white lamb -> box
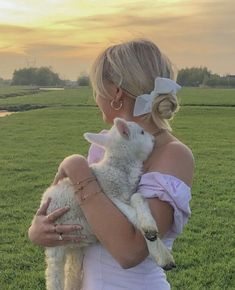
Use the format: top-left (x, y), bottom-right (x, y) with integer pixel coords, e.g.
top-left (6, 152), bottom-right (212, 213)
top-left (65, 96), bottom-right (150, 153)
top-left (41, 117), bottom-right (175, 290)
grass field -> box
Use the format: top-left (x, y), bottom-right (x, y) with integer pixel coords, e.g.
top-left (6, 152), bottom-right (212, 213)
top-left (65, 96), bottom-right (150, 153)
top-left (1, 86), bottom-right (235, 109)
top-left (0, 86), bottom-right (234, 289)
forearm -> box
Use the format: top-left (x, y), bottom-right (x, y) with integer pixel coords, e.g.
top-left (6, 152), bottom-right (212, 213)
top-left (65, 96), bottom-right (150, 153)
top-left (56, 155), bottom-right (172, 268)
top-left (59, 156), bottom-right (148, 267)
top-left (80, 185), bottom-right (149, 268)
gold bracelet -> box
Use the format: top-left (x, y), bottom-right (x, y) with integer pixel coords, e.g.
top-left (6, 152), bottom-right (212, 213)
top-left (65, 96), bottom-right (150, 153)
top-left (73, 177), bottom-right (97, 191)
top-left (73, 176), bottom-right (102, 205)
top-left (76, 188), bottom-right (103, 205)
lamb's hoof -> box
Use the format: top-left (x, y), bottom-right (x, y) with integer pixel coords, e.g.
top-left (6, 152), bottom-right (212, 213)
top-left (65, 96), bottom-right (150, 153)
top-left (144, 230), bottom-right (157, 241)
top-left (162, 262), bottom-right (176, 271)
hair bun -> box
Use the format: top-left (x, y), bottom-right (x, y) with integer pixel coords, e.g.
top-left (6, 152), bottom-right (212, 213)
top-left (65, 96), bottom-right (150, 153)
top-left (152, 94), bottom-right (178, 120)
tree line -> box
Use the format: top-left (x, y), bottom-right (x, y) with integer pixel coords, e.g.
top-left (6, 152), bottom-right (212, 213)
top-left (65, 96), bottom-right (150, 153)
top-left (176, 67), bottom-right (235, 87)
top-left (0, 66), bottom-right (234, 87)
top-left (11, 67), bottom-right (65, 86)
top-left (10, 67), bottom-right (90, 87)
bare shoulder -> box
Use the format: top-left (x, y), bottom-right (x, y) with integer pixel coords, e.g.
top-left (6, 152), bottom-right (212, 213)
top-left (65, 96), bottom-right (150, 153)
top-left (149, 141), bottom-right (195, 187)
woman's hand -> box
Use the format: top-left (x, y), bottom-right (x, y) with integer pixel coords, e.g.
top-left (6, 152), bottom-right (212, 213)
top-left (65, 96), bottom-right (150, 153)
top-left (28, 198), bottom-right (86, 247)
top-left (28, 154), bottom-right (93, 247)
top-left (53, 154), bottom-right (93, 185)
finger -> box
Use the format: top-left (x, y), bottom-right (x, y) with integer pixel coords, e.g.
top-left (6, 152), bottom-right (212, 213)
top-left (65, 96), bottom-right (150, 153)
top-left (55, 234), bottom-right (87, 243)
top-left (46, 206), bottom-right (70, 223)
top-left (51, 224), bottom-right (83, 234)
top-left (45, 233), bottom-right (87, 247)
top-left (36, 198), bottom-right (51, 216)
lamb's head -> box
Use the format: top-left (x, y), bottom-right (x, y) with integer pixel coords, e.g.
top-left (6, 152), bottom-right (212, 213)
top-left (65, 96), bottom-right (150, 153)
top-left (84, 118), bottom-right (155, 163)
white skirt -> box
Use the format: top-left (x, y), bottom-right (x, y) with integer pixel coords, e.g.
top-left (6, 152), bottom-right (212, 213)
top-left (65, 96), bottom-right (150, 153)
top-left (82, 244), bottom-right (171, 290)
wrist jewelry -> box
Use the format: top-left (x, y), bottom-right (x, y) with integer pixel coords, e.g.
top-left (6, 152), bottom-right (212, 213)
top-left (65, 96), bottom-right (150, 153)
top-left (73, 176), bottom-right (97, 191)
top-left (77, 188), bottom-right (103, 205)
top-left (73, 176), bottom-right (102, 205)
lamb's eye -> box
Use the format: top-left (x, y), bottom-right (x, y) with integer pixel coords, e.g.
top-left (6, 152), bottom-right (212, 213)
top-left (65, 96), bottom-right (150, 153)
top-left (141, 130), bottom-right (145, 135)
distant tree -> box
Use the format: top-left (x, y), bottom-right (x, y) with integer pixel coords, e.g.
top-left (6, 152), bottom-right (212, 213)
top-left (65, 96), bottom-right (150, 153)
top-left (204, 74), bottom-right (235, 87)
top-left (12, 68), bottom-right (37, 85)
top-left (203, 74), bottom-right (220, 87)
top-left (36, 67), bottom-right (62, 86)
top-left (177, 67), bottom-right (235, 87)
top-left (77, 74), bottom-right (90, 86)
top-left (177, 67), bottom-right (211, 87)
top-left (226, 75), bottom-right (235, 87)
top-left (11, 67), bottom-right (64, 86)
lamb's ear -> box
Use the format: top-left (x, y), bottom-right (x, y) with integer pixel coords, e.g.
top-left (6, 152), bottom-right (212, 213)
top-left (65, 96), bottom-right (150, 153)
top-left (114, 118), bottom-right (130, 140)
top-left (84, 133), bottom-right (110, 148)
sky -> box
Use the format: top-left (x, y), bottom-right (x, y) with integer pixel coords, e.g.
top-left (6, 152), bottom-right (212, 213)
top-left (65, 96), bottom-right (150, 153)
top-left (0, 0), bottom-right (234, 80)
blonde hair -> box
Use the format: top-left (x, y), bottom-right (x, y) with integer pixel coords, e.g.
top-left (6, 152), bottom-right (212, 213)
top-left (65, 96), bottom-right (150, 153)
top-left (89, 39), bottom-right (179, 131)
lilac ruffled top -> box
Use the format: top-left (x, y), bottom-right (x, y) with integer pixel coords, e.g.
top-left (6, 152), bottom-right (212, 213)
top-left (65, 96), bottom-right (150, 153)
top-left (137, 172), bottom-right (191, 249)
top-left (87, 137), bottom-right (191, 247)
top-left (82, 137), bottom-right (192, 290)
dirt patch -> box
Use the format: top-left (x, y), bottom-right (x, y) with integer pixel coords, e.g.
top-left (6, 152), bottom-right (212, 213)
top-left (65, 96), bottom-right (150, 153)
top-left (0, 111), bottom-right (15, 117)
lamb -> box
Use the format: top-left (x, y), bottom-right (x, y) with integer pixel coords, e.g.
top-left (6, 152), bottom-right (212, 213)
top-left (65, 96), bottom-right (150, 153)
top-left (41, 117), bottom-right (175, 290)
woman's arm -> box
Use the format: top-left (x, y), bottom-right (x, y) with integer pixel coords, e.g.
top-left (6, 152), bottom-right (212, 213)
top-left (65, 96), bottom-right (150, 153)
top-left (80, 188), bottom-right (174, 268)
top-left (54, 155), bottom-right (175, 269)
top-left (34, 141), bottom-right (194, 268)
top-left (76, 142), bottom-right (194, 268)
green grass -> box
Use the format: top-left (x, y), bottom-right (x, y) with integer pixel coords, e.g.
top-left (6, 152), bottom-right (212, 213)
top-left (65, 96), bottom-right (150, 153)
top-left (1, 86), bottom-right (235, 108)
top-left (178, 87), bottom-right (235, 106)
top-left (0, 85), bottom-right (31, 95)
top-left (0, 86), bottom-right (234, 289)
top-left (0, 85), bottom-right (41, 100)
top-left (0, 87), bottom-right (95, 108)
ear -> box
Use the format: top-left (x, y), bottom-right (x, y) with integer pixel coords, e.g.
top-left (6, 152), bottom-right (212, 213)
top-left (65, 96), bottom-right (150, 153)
top-left (114, 118), bottom-right (130, 140)
top-left (83, 133), bottom-right (110, 148)
top-left (115, 87), bottom-right (123, 101)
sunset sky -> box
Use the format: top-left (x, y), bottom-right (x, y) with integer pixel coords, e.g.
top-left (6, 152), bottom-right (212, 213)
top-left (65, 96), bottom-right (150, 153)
top-left (0, 0), bottom-right (234, 80)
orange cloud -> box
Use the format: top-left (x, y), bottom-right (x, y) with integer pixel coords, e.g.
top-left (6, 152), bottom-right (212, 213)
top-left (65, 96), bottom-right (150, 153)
top-left (0, 24), bottom-right (33, 34)
top-left (0, 0), bottom-right (234, 79)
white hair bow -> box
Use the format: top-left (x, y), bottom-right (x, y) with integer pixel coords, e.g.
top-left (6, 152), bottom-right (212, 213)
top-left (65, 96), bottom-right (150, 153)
top-left (133, 77), bottom-right (181, 117)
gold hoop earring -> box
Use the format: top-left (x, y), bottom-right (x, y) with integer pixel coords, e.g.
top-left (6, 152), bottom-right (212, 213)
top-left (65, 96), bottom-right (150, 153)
top-left (110, 99), bottom-right (123, 111)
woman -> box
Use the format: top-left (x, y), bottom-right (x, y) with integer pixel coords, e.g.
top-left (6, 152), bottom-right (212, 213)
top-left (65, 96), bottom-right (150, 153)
top-left (28, 39), bottom-right (194, 289)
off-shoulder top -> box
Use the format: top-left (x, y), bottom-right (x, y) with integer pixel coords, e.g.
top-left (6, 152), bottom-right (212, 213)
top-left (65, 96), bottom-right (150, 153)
top-left (82, 135), bottom-right (192, 290)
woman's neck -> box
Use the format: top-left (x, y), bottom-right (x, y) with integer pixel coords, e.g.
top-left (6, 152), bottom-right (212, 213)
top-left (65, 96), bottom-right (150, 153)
top-left (113, 113), bottom-right (174, 142)
top-left (132, 117), bottom-right (162, 135)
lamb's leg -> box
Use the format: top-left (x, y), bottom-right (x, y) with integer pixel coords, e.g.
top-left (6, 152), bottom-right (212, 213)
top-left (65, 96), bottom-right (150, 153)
top-left (130, 193), bottom-right (158, 240)
top-left (45, 246), bottom-right (66, 290)
top-left (112, 195), bottom-right (175, 270)
top-left (64, 248), bottom-right (84, 290)
top-left (130, 193), bottom-right (176, 270)
top-left (145, 237), bottom-right (176, 270)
